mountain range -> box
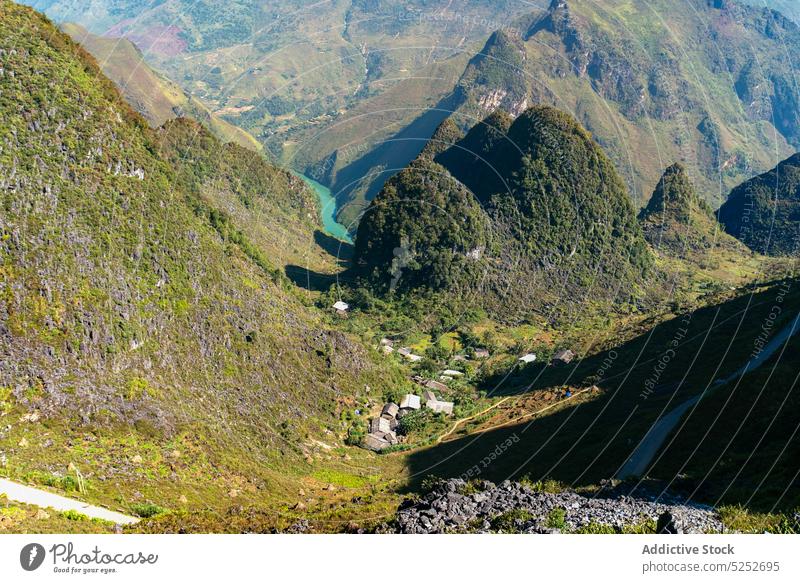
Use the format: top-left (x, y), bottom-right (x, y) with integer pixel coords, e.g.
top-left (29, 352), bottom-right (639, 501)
top-left (24, 0), bottom-right (800, 231)
top-left (2, 0), bottom-right (800, 534)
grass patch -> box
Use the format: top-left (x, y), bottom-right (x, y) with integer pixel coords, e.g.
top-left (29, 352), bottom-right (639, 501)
top-left (490, 509), bottom-right (535, 533)
top-left (719, 505), bottom-right (798, 534)
top-left (545, 507), bottom-right (566, 529)
top-left (573, 522), bottom-right (617, 534)
top-left (61, 510), bottom-right (89, 521)
top-left (311, 469), bottom-right (369, 489)
top-left (520, 477), bottom-right (566, 494)
top-left (130, 503), bottom-right (168, 518)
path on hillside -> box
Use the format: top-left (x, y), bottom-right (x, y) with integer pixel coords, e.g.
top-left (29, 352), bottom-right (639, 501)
top-left (435, 387), bottom-right (592, 445)
top-left (436, 397), bottom-right (511, 444)
top-left (465, 387), bottom-right (592, 436)
top-left (616, 312), bottom-right (800, 479)
top-left (0, 478), bottom-right (139, 524)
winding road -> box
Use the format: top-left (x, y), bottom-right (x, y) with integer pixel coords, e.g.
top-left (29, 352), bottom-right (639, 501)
top-left (0, 478), bottom-right (139, 524)
top-left (616, 312), bottom-right (800, 479)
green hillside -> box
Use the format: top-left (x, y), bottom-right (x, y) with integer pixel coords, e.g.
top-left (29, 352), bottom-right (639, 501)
top-left (718, 153), bottom-right (800, 256)
top-left (354, 105), bottom-right (654, 319)
top-left (651, 327), bottom-right (800, 512)
top-left (58, 22), bottom-right (262, 152)
top-left (640, 162), bottom-right (748, 258)
top-left (5, 0), bottom-right (800, 535)
top-left (0, 0), bottom-right (398, 520)
top-left (353, 157), bottom-right (492, 294)
top-left (405, 277), bottom-right (800, 512)
top-left (325, 0), bottom-right (800, 223)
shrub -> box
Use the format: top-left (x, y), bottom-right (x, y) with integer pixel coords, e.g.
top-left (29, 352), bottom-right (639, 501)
top-left (458, 479), bottom-right (489, 495)
top-left (131, 503), bottom-right (167, 518)
top-left (397, 408), bottom-right (434, 436)
top-left (490, 509), bottom-right (535, 533)
top-left (719, 505), bottom-right (797, 533)
top-left (520, 477), bottom-right (565, 493)
top-left (344, 423), bottom-right (366, 446)
top-left (622, 518), bottom-right (657, 534)
top-left (61, 510), bottom-right (89, 521)
top-left (545, 507), bottom-right (566, 529)
top-left (124, 377), bottom-right (151, 401)
top-left (425, 343), bottom-right (451, 362)
top-left (574, 522), bottom-right (617, 534)
top-left (420, 475), bottom-right (445, 493)
top-left (0, 386), bottom-right (13, 416)
top-left (61, 476), bottom-right (78, 492)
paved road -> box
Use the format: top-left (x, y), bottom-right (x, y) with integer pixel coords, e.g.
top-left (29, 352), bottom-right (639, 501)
top-left (0, 478), bottom-right (139, 524)
top-left (616, 312), bottom-right (800, 479)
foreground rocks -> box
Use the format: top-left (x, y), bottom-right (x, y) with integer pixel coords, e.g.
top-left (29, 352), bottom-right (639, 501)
top-left (391, 479), bottom-right (723, 533)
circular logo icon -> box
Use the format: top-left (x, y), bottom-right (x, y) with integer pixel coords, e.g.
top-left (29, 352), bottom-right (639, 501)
top-left (20, 543), bottom-right (46, 571)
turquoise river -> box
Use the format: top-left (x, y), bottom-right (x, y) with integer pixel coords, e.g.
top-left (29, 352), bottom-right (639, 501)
top-left (296, 173), bottom-right (354, 244)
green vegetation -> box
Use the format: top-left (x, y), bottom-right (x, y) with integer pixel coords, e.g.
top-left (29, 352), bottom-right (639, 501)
top-left (0, 0), bottom-right (398, 530)
top-left (572, 522), bottom-right (617, 534)
top-left (520, 478), bottom-right (566, 494)
top-left (718, 153), bottom-right (800, 256)
top-left (354, 156), bottom-right (492, 294)
top-left (545, 507), bottom-right (566, 529)
top-left (650, 327), bottom-right (800, 512)
top-left (130, 503), bottom-right (168, 518)
top-left (396, 409), bottom-right (436, 437)
top-left (638, 162), bottom-right (755, 284)
top-left (718, 505), bottom-right (799, 534)
top-left (6, 0), bottom-right (800, 537)
top-left (355, 105), bottom-right (654, 320)
top-left (61, 510), bottom-right (90, 521)
top-left (490, 508), bottom-right (535, 532)
top-left (311, 470), bottom-right (370, 489)
top-left (402, 278), bottom-right (800, 516)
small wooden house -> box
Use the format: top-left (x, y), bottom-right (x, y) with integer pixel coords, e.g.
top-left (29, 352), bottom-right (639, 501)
top-left (425, 379), bottom-right (448, 392)
top-left (427, 400), bottom-right (454, 415)
top-left (381, 402), bottom-right (400, 419)
top-left (370, 417), bottom-right (391, 434)
top-left (551, 349), bottom-right (575, 366)
top-left (399, 394), bottom-right (421, 410)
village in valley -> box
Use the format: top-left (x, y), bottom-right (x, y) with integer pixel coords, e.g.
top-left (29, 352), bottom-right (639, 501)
top-left (331, 301), bottom-right (581, 453)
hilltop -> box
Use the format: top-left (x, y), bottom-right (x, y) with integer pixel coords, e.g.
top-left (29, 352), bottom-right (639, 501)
top-left (354, 105), bottom-right (654, 320)
top-left (639, 163), bottom-right (748, 258)
top-left (718, 153), bottom-right (800, 256)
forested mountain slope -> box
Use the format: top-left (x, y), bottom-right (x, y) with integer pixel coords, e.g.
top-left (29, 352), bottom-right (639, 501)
top-left (354, 106), bottom-right (654, 320)
top-left (0, 0), bottom-right (396, 511)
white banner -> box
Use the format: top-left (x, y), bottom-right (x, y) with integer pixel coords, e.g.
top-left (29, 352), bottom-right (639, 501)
top-left (0, 534), bottom-right (798, 582)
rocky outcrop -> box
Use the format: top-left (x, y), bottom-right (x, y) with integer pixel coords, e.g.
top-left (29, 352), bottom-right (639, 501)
top-left (391, 479), bottom-right (723, 534)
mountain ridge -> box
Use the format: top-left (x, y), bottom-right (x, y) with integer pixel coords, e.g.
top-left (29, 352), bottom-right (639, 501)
top-left (354, 105), bottom-right (655, 320)
top-left (0, 0), bottom-right (397, 516)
